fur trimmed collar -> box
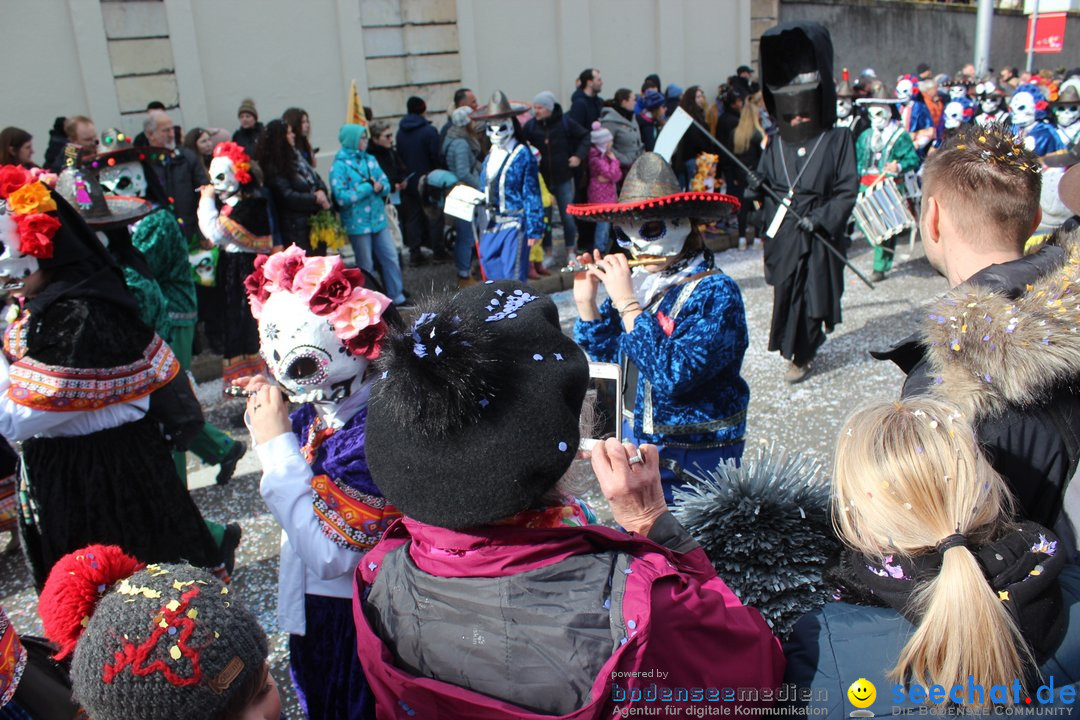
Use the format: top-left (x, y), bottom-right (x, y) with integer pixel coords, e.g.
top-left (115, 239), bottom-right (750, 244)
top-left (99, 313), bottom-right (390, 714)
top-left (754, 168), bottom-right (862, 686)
top-left (923, 230), bottom-right (1080, 421)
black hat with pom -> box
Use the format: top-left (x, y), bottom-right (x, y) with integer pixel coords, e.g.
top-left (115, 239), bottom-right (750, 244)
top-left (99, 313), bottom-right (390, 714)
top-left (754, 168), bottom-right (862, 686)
top-left (366, 280), bottom-right (589, 529)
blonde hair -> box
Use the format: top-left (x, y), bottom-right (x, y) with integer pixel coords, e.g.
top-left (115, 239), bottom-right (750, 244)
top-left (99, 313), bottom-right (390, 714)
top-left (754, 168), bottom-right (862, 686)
top-left (833, 398), bottom-right (1030, 707)
top-left (733, 92), bottom-right (764, 155)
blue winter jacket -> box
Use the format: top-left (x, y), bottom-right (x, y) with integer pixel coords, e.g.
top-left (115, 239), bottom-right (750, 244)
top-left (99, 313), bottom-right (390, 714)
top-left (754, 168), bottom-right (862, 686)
top-left (574, 256), bottom-right (750, 449)
top-left (330, 124), bottom-right (390, 236)
top-left (783, 564), bottom-right (1080, 717)
top-left (395, 113), bottom-right (440, 195)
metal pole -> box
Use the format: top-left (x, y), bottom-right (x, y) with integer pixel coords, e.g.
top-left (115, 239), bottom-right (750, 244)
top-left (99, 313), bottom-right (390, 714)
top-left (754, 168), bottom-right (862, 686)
top-left (974, 0), bottom-right (994, 77)
top-left (1026, 0), bottom-right (1040, 74)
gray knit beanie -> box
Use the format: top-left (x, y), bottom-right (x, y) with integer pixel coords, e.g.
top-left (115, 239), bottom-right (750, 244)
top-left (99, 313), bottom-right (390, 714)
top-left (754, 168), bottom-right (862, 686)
top-left (532, 91), bottom-right (556, 112)
top-left (40, 546), bottom-right (268, 720)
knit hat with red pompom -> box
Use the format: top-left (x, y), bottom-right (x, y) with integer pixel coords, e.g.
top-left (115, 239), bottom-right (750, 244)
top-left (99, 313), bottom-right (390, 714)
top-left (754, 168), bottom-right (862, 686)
top-left (38, 545), bottom-right (268, 720)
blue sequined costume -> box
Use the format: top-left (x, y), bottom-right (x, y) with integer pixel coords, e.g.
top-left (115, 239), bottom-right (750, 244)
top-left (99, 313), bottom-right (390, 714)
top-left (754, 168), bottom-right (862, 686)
top-left (574, 252), bottom-right (750, 499)
top-left (479, 144), bottom-right (544, 281)
top-left (1013, 121), bottom-right (1065, 158)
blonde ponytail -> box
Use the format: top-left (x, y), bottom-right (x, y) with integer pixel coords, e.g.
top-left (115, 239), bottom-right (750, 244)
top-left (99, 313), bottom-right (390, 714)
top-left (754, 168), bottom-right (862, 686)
top-left (833, 398), bottom-right (1032, 709)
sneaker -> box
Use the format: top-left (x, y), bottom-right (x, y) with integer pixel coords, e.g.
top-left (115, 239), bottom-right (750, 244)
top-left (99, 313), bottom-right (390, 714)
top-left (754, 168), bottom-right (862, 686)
top-left (220, 523), bottom-right (242, 576)
top-left (216, 440), bottom-right (246, 486)
top-left (870, 270), bottom-right (886, 282)
top-left (527, 263), bottom-right (541, 279)
top-left (784, 360), bottom-right (813, 384)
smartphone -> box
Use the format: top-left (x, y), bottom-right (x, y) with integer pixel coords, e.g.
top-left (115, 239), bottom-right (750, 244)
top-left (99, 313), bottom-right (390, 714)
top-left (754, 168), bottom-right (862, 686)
top-left (580, 362), bottom-right (623, 451)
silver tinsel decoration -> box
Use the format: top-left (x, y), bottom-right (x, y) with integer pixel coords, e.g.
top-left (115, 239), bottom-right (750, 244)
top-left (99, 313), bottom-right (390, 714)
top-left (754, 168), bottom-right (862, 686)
top-left (672, 442), bottom-right (839, 639)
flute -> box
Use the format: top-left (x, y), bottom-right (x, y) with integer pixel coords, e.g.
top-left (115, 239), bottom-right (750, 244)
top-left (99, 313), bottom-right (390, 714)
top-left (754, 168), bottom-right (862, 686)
top-left (560, 258), bottom-right (660, 273)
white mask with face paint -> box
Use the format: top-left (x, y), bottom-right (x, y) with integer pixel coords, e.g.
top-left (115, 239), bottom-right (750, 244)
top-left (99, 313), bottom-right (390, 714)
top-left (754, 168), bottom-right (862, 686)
top-left (0, 201), bottom-right (39, 290)
top-left (868, 106), bottom-right (892, 132)
top-left (836, 98), bottom-right (853, 119)
top-left (98, 161), bottom-right (148, 197)
top-left (944, 101), bottom-right (967, 129)
top-left (980, 95), bottom-right (1003, 115)
top-left (896, 79), bottom-right (914, 104)
top-left (258, 292), bottom-right (370, 407)
top-left (613, 217), bottom-right (690, 259)
top-left (209, 155), bottom-right (240, 198)
top-left (486, 119), bottom-right (516, 151)
top-left (949, 86), bottom-right (967, 101)
top-left (1055, 106), bottom-right (1080, 128)
top-left (1010, 91), bottom-right (1036, 127)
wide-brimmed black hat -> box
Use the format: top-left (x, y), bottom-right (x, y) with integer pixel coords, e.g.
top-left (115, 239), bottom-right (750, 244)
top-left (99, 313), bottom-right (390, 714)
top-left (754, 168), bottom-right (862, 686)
top-left (567, 152), bottom-right (739, 222)
top-left (55, 161), bottom-right (152, 230)
top-left (471, 90), bottom-right (530, 121)
top-left (366, 280), bottom-right (589, 529)
top-left (1053, 84), bottom-right (1080, 107)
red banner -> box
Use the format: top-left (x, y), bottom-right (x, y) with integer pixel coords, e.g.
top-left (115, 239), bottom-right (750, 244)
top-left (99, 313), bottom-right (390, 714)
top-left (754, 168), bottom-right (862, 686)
top-left (1026, 12), bottom-right (1067, 54)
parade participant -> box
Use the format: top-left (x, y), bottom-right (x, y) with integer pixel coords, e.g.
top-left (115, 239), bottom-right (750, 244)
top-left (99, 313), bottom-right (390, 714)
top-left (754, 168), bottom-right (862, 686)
top-left (86, 131), bottom-right (246, 488)
top-left (354, 281), bottom-right (784, 718)
top-left (749, 21), bottom-right (859, 383)
top-left (941, 96), bottom-right (976, 142)
top-left (241, 248), bottom-right (396, 719)
top-left (472, 91), bottom-right (544, 281)
top-left (975, 78), bottom-right (1011, 126)
top-left (835, 69), bottom-right (868, 137)
top-left (784, 398), bottom-right (1080, 716)
top-left (896, 73), bottom-right (935, 154)
top-left (873, 124), bottom-right (1080, 561)
top-left (0, 167), bottom-right (226, 588)
top-left (1052, 80), bottom-right (1080, 148)
top-left (854, 94), bottom-right (920, 281)
top-left (38, 545), bottom-right (279, 720)
top-left (571, 153), bottom-right (748, 501)
top-left (196, 141), bottom-right (272, 392)
top-left (1010, 83), bottom-right (1064, 158)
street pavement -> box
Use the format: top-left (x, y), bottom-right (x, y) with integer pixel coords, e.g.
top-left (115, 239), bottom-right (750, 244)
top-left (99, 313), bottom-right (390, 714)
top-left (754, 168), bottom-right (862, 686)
top-left (0, 233), bottom-right (947, 717)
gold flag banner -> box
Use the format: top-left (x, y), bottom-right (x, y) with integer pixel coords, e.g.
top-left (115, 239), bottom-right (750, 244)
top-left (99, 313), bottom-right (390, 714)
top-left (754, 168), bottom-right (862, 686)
top-left (347, 79), bottom-right (367, 126)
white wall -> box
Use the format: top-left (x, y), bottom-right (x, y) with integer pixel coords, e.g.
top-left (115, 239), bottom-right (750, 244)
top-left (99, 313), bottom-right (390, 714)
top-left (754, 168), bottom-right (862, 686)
top-left (458, 0), bottom-right (753, 111)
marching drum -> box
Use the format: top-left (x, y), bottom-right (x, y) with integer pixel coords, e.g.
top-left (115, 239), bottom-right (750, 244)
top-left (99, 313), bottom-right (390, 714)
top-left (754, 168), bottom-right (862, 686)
top-left (853, 177), bottom-right (917, 247)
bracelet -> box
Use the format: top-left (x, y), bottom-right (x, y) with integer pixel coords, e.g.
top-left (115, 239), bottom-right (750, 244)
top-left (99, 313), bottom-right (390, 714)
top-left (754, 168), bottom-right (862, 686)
top-left (616, 299), bottom-right (641, 316)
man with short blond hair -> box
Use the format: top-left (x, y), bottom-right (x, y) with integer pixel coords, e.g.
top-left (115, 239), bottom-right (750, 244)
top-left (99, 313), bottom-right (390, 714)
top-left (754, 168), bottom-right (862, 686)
top-left (63, 115), bottom-right (98, 161)
top-left (874, 122), bottom-right (1080, 558)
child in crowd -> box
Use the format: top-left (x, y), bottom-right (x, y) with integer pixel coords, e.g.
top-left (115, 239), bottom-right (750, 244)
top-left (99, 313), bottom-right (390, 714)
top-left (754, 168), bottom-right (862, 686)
top-left (37, 544), bottom-right (279, 720)
top-left (784, 398), bottom-right (1080, 715)
top-left (586, 121), bottom-right (622, 253)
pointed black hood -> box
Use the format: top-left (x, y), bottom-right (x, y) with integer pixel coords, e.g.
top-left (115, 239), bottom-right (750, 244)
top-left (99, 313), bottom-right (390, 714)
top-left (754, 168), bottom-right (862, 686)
top-left (760, 21), bottom-right (837, 129)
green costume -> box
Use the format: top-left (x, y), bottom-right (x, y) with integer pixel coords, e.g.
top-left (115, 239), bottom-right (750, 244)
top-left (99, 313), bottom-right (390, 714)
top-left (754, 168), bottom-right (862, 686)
top-left (854, 124), bottom-right (920, 274)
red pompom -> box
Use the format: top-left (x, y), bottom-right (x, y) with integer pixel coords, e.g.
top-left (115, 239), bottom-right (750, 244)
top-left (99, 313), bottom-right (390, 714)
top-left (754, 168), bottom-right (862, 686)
top-left (38, 544), bottom-right (144, 660)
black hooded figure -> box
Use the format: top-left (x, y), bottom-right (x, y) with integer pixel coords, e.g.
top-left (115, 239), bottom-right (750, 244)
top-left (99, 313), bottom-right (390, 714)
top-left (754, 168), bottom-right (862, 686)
top-left (750, 22), bottom-right (858, 383)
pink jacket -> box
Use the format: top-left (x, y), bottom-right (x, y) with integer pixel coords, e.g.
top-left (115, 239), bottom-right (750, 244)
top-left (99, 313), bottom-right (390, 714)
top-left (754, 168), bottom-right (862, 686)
top-left (587, 147), bottom-right (622, 205)
top-left (353, 517), bottom-right (784, 719)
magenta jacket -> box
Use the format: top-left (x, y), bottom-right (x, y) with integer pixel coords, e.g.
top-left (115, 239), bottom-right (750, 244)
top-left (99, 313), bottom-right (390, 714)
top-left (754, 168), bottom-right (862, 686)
top-left (353, 516), bottom-right (784, 719)
top-left (586, 147), bottom-right (622, 205)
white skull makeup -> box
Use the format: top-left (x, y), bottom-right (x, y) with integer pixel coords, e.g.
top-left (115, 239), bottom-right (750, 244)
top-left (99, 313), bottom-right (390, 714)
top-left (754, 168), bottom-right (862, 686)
top-left (1055, 106), bottom-right (1080, 128)
top-left (258, 292), bottom-right (369, 405)
top-left (836, 98), bottom-right (853, 119)
top-left (949, 85), bottom-right (967, 101)
top-left (614, 217), bottom-right (690, 259)
top-left (98, 161), bottom-right (147, 197)
top-left (485, 120), bottom-right (515, 150)
top-left (981, 95), bottom-right (1003, 115)
top-left (1010, 91), bottom-right (1036, 128)
top-left (943, 101), bottom-right (967, 129)
top-left (209, 156), bottom-right (240, 197)
top-left (0, 202), bottom-right (39, 290)
top-left (896, 79), bottom-right (914, 103)
top-left (868, 106), bottom-right (892, 132)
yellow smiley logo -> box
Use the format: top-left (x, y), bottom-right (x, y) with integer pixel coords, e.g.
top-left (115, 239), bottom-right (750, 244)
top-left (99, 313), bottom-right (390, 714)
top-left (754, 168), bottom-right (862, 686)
top-left (847, 678), bottom-right (876, 709)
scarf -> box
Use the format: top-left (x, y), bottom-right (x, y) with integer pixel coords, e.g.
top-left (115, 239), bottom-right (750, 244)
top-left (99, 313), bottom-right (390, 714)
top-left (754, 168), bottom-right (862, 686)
top-left (494, 494), bottom-right (597, 529)
top-left (831, 521), bottom-right (1066, 666)
top-left (632, 250), bottom-right (713, 310)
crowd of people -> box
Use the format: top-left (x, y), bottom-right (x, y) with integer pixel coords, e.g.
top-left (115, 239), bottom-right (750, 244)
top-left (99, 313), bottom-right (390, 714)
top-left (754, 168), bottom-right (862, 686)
top-left (1, 17), bottom-right (1080, 720)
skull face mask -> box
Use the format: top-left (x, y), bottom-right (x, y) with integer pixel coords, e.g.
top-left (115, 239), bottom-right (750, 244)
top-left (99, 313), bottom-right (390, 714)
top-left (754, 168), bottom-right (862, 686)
top-left (944, 101), bottom-right (967, 129)
top-left (1055, 105), bottom-right (1080, 128)
top-left (949, 85), bottom-right (967, 101)
top-left (0, 202), bottom-right (38, 290)
top-left (868, 106), bottom-right (892, 132)
top-left (836, 98), bottom-right (853, 119)
top-left (98, 161), bottom-right (147, 197)
top-left (209, 156), bottom-right (240, 198)
top-left (981, 95), bottom-right (1003, 115)
top-left (486, 120), bottom-right (515, 150)
top-left (1010, 91), bottom-right (1036, 127)
top-left (896, 79), bottom-right (914, 103)
top-left (258, 291), bottom-right (369, 405)
top-left (614, 217), bottom-right (690, 259)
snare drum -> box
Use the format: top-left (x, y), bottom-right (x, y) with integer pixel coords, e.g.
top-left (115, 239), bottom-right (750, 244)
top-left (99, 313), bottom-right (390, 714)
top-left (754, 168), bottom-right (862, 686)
top-left (853, 178), bottom-right (917, 247)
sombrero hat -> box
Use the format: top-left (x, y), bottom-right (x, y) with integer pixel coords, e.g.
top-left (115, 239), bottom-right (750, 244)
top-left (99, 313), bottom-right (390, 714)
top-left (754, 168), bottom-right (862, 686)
top-left (55, 159), bottom-right (152, 230)
top-left (1052, 82), bottom-right (1080, 107)
top-left (567, 152), bottom-right (739, 222)
top-left (85, 128), bottom-right (172, 171)
top-left (472, 90), bottom-right (530, 121)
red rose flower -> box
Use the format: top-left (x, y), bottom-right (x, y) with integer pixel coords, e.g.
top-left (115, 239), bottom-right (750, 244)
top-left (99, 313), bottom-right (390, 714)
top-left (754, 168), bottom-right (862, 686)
top-left (0, 165), bottom-right (32, 199)
top-left (276, 252), bottom-right (305, 291)
top-left (1036, 100), bottom-right (1049, 112)
top-left (344, 323), bottom-right (386, 359)
top-left (14, 213), bottom-right (58, 258)
top-left (309, 266), bottom-right (360, 315)
top-left (243, 264), bottom-right (270, 313)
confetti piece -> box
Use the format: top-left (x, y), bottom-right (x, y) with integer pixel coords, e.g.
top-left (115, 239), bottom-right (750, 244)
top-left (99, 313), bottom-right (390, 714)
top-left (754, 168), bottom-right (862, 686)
top-left (169, 645), bottom-right (182, 660)
top-left (186, 609), bottom-right (197, 619)
top-left (166, 600), bottom-right (180, 612)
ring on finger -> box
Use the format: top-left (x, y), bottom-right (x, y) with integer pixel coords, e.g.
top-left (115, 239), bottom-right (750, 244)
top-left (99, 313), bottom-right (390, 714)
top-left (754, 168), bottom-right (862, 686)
top-left (628, 453), bottom-right (643, 466)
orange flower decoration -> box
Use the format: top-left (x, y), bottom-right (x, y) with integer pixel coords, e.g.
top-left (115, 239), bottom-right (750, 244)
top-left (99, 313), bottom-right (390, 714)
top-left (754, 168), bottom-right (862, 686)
top-left (7, 181), bottom-right (57, 216)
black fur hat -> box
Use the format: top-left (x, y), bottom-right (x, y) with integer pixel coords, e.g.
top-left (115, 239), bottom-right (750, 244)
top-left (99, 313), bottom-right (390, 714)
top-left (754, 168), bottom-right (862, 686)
top-left (366, 281), bottom-right (589, 529)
